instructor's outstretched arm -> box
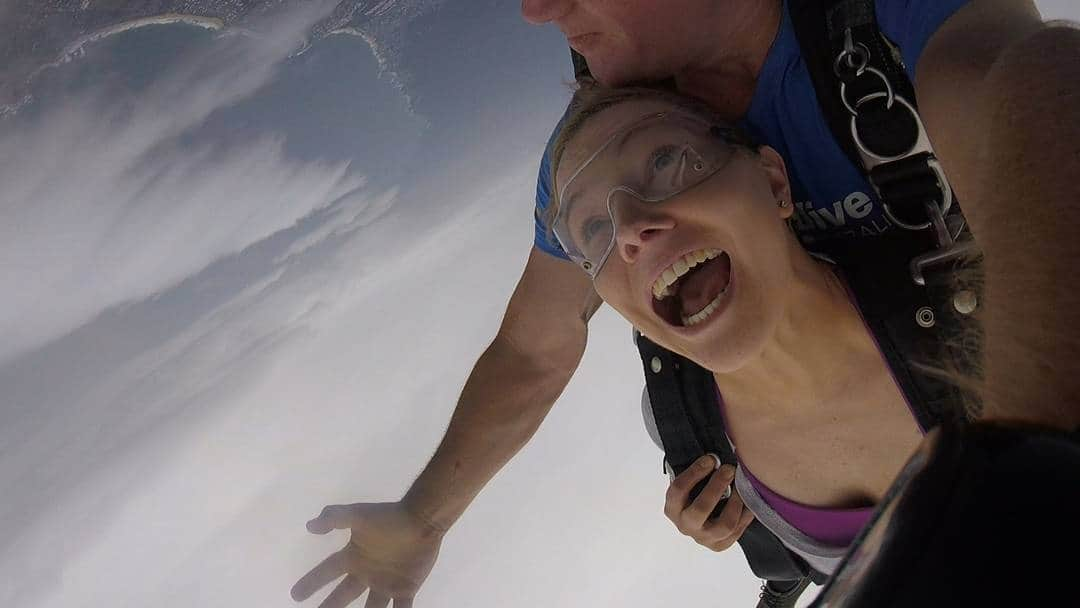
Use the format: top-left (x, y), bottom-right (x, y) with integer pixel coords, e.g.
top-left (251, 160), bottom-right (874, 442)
top-left (917, 3), bottom-right (1080, 427)
top-left (292, 246), bottom-right (600, 607)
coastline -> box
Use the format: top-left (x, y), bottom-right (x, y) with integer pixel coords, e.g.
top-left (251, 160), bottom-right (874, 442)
top-left (50, 14), bottom-right (226, 70)
top-left (1, 14), bottom-right (227, 119)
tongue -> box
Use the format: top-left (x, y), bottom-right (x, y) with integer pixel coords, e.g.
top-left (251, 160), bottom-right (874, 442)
top-left (678, 253), bottom-right (731, 317)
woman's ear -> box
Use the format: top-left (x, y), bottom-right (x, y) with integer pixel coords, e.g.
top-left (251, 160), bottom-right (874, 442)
top-left (756, 146), bottom-right (793, 218)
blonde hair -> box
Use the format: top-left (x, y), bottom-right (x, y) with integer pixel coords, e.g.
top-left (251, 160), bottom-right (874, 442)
top-left (545, 81), bottom-right (999, 426)
top-left (543, 78), bottom-right (759, 241)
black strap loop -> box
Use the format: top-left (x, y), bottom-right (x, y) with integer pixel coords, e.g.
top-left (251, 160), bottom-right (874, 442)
top-left (636, 333), bottom-right (819, 582)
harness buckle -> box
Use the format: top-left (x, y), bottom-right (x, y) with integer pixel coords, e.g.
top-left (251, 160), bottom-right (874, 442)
top-left (843, 86), bottom-right (969, 284)
top-left (909, 201), bottom-right (978, 286)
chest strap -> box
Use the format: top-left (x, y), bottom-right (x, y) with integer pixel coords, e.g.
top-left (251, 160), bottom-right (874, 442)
top-left (636, 331), bottom-right (825, 583)
top-left (790, 0), bottom-right (976, 283)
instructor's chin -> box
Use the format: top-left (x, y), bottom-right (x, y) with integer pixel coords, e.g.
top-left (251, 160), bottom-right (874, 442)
top-left (575, 58), bottom-right (629, 86)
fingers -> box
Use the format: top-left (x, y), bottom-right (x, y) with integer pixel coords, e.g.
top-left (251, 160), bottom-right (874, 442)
top-left (364, 591), bottom-right (392, 608)
top-left (293, 548), bottom-right (353, 601)
top-left (664, 454), bottom-right (723, 521)
top-left (682, 464), bottom-right (736, 529)
top-left (663, 456), bottom-right (754, 553)
top-left (699, 484), bottom-right (744, 538)
top-left (317, 575), bottom-right (368, 608)
top-left (308, 504), bottom-right (365, 534)
top-left (702, 491), bottom-right (756, 552)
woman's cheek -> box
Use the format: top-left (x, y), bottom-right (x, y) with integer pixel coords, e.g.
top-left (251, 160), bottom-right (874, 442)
top-left (601, 287), bottom-right (655, 335)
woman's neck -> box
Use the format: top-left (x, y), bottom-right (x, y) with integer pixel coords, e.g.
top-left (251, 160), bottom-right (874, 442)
top-left (714, 255), bottom-right (878, 414)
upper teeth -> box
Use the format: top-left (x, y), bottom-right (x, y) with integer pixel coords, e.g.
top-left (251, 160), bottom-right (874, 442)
top-left (652, 248), bottom-right (723, 300)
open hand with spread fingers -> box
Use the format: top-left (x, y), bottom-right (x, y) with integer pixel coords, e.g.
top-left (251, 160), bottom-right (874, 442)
top-left (292, 502), bottom-right (444, 608)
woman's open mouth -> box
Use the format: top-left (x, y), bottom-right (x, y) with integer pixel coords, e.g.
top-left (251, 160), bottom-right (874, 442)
top-left (650, 249), bottom-right (733, 329)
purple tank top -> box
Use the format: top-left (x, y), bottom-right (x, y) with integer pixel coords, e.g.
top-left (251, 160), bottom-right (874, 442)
top-left (714, 387), bottom-right (875, 546)
top-left (712, 268), bottom-right (927, 547)
top-left (740, 461), bottom-right (874, 547)
top-left (716, 385), bottom-right (893, 549)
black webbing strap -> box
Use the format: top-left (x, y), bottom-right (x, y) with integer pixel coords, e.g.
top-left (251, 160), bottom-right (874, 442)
top-left (822, 232), bottom-right (979, 429)
top-left (790, 0), bottom-right (918, 170)
top-left (790, 0), bottom-right (967, 237)
top-left (570, 48), bottom-right (591, 79)
top-left (636, 333), bottom-right (820, 583)
top-left (637, 331), bottom-right (734, 470)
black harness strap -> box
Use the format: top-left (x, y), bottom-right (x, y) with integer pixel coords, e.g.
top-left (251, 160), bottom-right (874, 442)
top-left (819, 234), bottom-right (980, 428)
top-left (791, 0), bottom-right (974, 264)
top-left (636, 331), bottom-right (734, 470)
top-left (568, 0), bottom-right (982, 591)
top-left (570, 48), bottom-right (590, 79)
top-left (637, 331), bottom-right (821, 583)
top-left (790, 0), bottom-right (916, 171)
top-left (789, 0), bottom-right (982, 422)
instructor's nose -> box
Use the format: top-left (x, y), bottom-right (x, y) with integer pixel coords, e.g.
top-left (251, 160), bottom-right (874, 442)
top-left (521, 0), bottom-right (571, 25)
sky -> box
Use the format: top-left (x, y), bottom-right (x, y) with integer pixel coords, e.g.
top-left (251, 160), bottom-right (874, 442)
top-left (1, 1), bottom-right (1077, 607)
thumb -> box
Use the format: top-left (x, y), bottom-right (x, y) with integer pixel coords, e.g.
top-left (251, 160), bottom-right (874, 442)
top-left (307, 504), bottom-right (362, 534)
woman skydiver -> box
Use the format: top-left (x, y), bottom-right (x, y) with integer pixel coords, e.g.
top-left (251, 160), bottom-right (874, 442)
top-left (547, 78), bottom-right (1080, 582)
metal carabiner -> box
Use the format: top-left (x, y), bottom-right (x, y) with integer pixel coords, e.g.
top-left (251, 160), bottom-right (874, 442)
top-left (909, 200), bottom-right (978, 286)
top-left (840, 68), bottom-right (897, 116)
top-left (834, 29), bottom-right (873, 77)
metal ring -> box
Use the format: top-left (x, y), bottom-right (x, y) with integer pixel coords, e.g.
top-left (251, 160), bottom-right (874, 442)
top-left (849, 93), bottom-right (918, 162)
top-left (834, 42), bottom-right (872, 79)
top-left (926, 198), bottom-right (953, 247)
top-left (848, 93), bottom-right (954, 231)
top-left (878, 157), bottom-right (954, 232)
top-left (840, 67), bottom-right (896, 117)
top-left (884, 205), bottom-right (931, 232)
top-left (926, 158), bottom-right (953, 219)
top-left (916, 307), bottom-right (936, 328)
top-left (946, 213), bottom-right (967, 243)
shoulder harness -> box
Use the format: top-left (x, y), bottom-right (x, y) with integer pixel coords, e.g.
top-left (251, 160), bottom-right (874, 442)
top-left (569, 0), bottom-right (984, 585)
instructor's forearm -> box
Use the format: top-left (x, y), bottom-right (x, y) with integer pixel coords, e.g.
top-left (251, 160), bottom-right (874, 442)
top-left (968, 24), bottom-right (1080, 428)
top-left (401, 333), bottom-right (582, 532)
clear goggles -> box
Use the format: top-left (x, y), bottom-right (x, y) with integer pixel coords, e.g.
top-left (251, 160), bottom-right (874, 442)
top-left (553, 111), bottom-right (742, 278)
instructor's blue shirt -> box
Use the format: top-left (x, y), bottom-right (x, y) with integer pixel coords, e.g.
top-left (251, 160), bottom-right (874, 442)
top-left (533, 0), bottom-right (970, 258)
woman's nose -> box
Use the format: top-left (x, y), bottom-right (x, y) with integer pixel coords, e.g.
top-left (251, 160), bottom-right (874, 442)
top-left (613, 202), bottom-right (676, 265)
top-left (521, 0), bottom-right (572, 25)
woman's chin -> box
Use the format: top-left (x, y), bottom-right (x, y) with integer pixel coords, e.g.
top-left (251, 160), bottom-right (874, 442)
top-left (659, 316), bottom-right (766, 375)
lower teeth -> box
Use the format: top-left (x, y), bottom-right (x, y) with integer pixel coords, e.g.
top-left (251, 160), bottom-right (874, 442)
top-left (681, 287), bottom-right (727, 326)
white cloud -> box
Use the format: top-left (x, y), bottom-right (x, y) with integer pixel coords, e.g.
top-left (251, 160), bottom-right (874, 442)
top-left (0, 138), bottom-right (765, 607)
top-left (0, 2), bottom-right (778, 602)
top-left (1036, 0), bottom-right (1080, 20)
top-left (26, 2), bottom-right (1080, 607)
top-left (0, 1), bottom-right (362, 365)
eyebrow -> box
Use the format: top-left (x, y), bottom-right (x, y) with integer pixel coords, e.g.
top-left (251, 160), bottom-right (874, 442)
top-left (561, 190), bottom-right (579, 215)
top-left (613, 120), bottom-right (660, 156)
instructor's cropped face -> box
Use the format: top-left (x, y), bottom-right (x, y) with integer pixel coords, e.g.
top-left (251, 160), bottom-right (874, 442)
top-left (520, 0), bottom-right (712, 85)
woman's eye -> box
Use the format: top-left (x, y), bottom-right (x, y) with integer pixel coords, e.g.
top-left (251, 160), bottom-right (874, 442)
top-left (649, 146), bottom-right (678, 174)
top-left (645, 145), bottom-right (687, 187)
top-left (579, 217), bottom-right (605, 244)
top-left (574, 216), bottom-right (596, 246)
